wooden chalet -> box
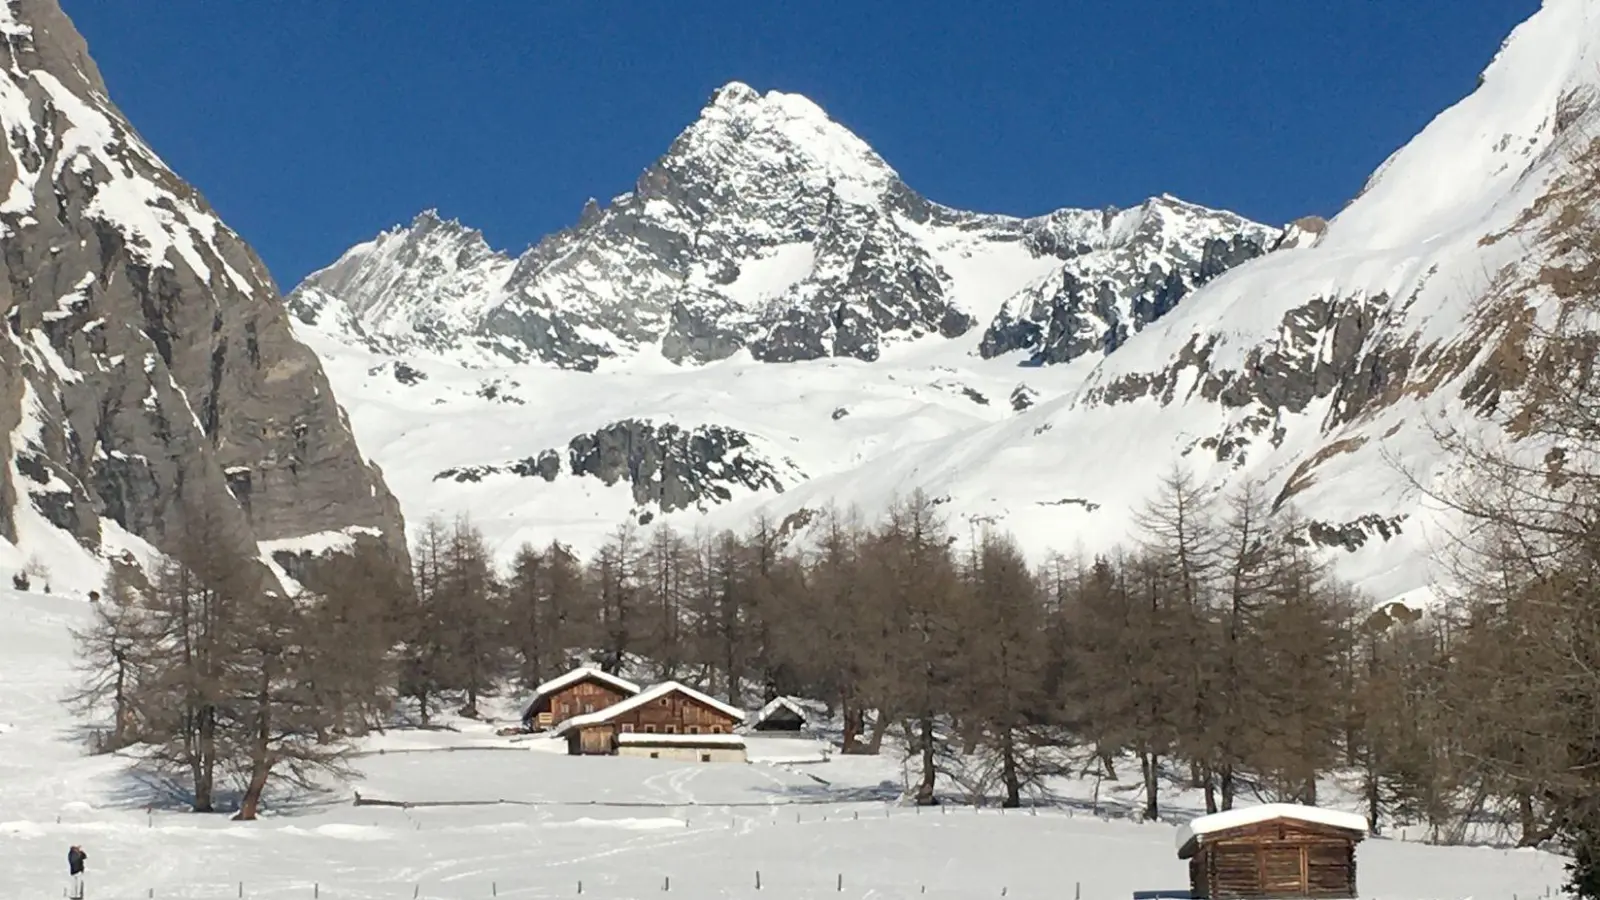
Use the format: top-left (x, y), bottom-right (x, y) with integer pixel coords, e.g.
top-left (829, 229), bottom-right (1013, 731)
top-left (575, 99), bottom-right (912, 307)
top-left (519, 667), bottom-right (641, 732)
top-left (550, 681), bottom-right (747, 762)
top-left (1176, 804), bottom-right (1367, 899)
top-left (749, 696), bottom-right (808, 732)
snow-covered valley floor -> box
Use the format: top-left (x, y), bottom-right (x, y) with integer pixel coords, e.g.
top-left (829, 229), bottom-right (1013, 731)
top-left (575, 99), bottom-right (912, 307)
top-left (0, 590), bottom-right (1571, 900)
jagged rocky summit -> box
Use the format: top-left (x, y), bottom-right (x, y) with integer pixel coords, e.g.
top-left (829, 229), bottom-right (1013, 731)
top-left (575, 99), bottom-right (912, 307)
top-left (0, 0), bottom-right (404, 591)
top-left (296, 0), bottom-right (1600, 608)
top-left (291, 82), bottom-right (1287, 371)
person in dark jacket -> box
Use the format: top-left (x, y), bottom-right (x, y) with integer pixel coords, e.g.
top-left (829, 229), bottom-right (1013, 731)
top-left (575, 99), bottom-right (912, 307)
top-left (67, 845), bottom-right (86, 899)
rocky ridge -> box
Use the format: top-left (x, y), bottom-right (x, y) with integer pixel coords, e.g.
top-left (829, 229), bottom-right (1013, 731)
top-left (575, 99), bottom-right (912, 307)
top-left (0, 0), bottom-right (404, 590)
top-left (291, 84), bottom-right (1285, 372)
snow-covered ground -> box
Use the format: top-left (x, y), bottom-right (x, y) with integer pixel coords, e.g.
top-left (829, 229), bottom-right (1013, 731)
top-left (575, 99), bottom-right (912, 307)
top-left (0, 590), bottom-right (1572, 900)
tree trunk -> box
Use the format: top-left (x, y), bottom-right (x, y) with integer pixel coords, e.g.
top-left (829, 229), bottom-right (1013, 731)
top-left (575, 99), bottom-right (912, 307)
top-left (999, 729), bottom-right (1022, 808)
top-left (111, 651), bottom-right (128, 746)
top-left (1097, 750), bottom-right (1117, 781)
top-left (867, 711), bottom-right (890, 755)
top-left (234, 760), bottom-right (271, 821)
top-left (194, 708), bottom-right (216, 813)
top-left (1220, 763), bottom-right (1236, 811)
top-left (235, 665), bottom-right (275, 822)
top-left (916, 716), bottom-right (938, 805)
top-left (1365, 768), bottom-right (1382, 835)
top-left (840, 697), bottom-right (866, 754)
top-left (1518, 792), bottom-right (1555, 847)
top-left (1139, 749), bottom-right (1160, 821)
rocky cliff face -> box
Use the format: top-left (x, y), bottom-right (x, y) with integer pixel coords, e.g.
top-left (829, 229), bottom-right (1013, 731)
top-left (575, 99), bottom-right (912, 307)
top-left (0, 0), bottom-right (403, 590)
top-left (292, 84), bottom-right (1282, 371)
top-left (434, 419), bottom-right (796, 521)
top-left (978, 198), bottom-right (1281, 364)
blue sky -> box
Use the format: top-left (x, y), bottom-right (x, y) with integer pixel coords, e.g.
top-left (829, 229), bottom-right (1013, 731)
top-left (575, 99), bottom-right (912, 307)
top-left (66, 1), bottom-right (1540, 289)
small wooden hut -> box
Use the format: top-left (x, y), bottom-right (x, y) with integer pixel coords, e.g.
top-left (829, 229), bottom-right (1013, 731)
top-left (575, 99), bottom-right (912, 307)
top-left (1176, 804), bottom-right (1367, 899)
top-left (749, 697), bottom-right (808, 732)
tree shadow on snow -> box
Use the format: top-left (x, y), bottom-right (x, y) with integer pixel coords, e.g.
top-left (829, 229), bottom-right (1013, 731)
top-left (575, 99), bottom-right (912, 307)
top-left (96, 765), bottom-right (349, 818)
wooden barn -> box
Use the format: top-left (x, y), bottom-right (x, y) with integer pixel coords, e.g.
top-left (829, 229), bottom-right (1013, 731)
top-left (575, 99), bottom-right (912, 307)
top-left (1176, 804), bottom-right (1367, 899)
top-left (749, 696), bottom-right (808, 733)
top-left (519, 668), bottom-right (641, 732)
top-left (551, 681), bottom-right (747, 761)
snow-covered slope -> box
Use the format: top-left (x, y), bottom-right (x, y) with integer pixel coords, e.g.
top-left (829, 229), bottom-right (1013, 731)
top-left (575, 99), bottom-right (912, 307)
top-left (0, 0), bottom-right (404, 593)
top-left (295, 0), bottom-right (1600, 605)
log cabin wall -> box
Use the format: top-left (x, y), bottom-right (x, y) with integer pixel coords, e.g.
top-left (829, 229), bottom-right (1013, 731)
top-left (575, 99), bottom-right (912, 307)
top-left (1187, 820), bottom-right (1359, 899)
top-left (610, 693), bottom-right (738, 736)
top-left (546, 680), bottom-right (632, 726)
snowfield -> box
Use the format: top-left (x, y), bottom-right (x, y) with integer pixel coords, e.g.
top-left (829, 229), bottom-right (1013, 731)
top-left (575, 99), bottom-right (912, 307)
top-left (0, 590), bottom-right (1572, 900)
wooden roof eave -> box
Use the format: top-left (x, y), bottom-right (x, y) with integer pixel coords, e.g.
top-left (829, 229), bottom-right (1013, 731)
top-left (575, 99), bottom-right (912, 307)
top-left (1178, 822), bottom-right (1367, 859)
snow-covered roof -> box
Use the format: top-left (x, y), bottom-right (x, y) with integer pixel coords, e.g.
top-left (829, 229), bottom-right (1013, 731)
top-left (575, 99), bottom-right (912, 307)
top-left (521, 667), bottom-right (641, 720)
top-left (551, 681), bottom-right (746, 736)
top-left (616, 733), bottom-right (746, 747)
top-left (1175, 803), bottom-right (1368, 851)
top-left (751, 696), bottom-right (808, 724)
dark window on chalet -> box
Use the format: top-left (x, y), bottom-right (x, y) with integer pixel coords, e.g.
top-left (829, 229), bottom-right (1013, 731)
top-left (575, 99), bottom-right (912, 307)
top-left (687, 726), bottom-right (700, 734)
top-left (659, 698), bottom-right (669, 706)
top-left (700, 753), bottom-right (711, 763)
top-left (644, 724), bottom-right (656, 733)
top-left (710, 726), bottom-right (722, 734)
top-left (665, 724), bottom-right (679, 734)
top-left (650, 752), bottom-right (660, 759)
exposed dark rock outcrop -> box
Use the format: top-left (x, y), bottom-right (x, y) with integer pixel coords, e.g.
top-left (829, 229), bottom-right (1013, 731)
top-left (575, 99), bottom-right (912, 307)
top-left (980, 216), bottom-right (1277, 365)
top-left (568, 420), bottom-right (789, 511)
top-left (434, 421), bottom-right (793, 515)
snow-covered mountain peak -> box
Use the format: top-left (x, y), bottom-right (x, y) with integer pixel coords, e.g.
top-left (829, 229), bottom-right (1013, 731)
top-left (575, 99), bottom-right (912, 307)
top-left (289, 208), bottom-right (516, 359)
top-left (666, 80), bottom-right (896, 208)
top-left (294, 81), bottom-right (1280, 371)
